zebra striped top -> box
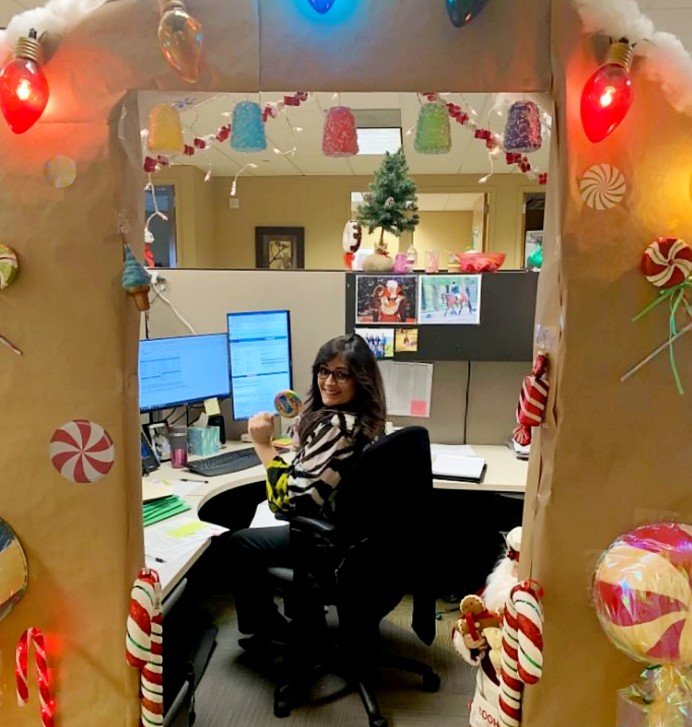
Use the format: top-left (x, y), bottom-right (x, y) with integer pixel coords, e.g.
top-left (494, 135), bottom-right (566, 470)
top-left (265, 410), bottom-right (367, 516)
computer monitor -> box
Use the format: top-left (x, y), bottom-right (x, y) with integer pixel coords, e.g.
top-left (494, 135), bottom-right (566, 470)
top-left (139, 333), bottom-right (231, 412)
top-left (227, 310), bottom-right (292, 420)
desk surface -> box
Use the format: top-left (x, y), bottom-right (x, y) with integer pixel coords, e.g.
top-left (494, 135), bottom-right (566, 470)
top-left (144, 442), bottom-right (528, 597)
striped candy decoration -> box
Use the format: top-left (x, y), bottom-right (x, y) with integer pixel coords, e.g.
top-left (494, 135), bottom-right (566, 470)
top-left (499, 581), bottom-right (544, 727)
top-left (593, 522), bottom-right (692, 665)
top-left (642, 237), bottom-right (692, 289)
top-left (15, 626), bottom-right (55, 727)
top-left (126, 568), bottom-right (163, 727)
top-left (517, 355), bottom-right (549, 428)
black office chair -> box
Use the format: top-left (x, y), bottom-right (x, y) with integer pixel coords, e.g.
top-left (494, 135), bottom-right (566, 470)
top-left (267, 425), bottom-right (440, 727)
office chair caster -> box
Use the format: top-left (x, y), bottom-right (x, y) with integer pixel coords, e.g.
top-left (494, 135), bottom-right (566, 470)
top-left (273, 697), bottom-right (292, 719)
top-left (369, 716), bottom-right (388, 727)
top-left (421, 672), bottom-right (441, 692)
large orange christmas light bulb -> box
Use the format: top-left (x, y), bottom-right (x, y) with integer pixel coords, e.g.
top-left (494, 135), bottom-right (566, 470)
top-left (0, 29), bottom-right (49, 134)
top-left (580, 39), bottom-right (634, 143)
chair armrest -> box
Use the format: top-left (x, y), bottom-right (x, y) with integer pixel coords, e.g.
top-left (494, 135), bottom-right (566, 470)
top-left (290, 515), bottom-right (337, 537)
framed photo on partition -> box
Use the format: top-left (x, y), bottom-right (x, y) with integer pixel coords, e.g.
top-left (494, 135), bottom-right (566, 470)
top-left (255, 227), bottom-right (305, 269)
top-left (355, 275), bottom-right (418, 325)
top-left (417, 274), bottom-right (482, 325)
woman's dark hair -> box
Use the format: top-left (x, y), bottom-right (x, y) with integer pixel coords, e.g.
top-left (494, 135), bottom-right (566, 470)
top-left (297, 333), bottom-right (386, 445)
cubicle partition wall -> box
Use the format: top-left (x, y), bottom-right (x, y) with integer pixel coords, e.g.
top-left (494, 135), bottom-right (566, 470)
top-left (145, 269), bottom-right (534, 444)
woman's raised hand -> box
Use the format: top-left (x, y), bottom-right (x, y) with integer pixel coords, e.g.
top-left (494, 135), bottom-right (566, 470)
top-left (248, 412), bottom-right (275, 445)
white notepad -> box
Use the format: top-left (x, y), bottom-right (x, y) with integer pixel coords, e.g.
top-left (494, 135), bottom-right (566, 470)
top-left (432, 454), bottom-right (486, 482)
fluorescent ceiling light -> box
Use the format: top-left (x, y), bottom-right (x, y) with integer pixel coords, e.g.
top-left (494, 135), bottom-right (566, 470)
top-left (356, 127), bottom-right (402, 155)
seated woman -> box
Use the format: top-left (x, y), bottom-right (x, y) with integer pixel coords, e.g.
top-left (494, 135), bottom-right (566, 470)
top-left (228, 333), bottom-right (387, 651)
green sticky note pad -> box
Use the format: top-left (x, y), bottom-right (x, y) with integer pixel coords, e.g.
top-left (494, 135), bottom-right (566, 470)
top-left (204, 397), bottom-right (221, 416)
top-left (168, 521), bottom-right (207, 538)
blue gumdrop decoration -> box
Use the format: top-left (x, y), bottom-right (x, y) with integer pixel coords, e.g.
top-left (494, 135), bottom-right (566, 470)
top-left (445, 0), bottom-right (489, 27)
top-left (308, 0), bottom-right (336, 13)
top-left (231, 102), bottom-right (267, 153)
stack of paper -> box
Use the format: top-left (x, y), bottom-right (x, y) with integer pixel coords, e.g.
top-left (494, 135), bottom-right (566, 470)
top-left (145, 516), bottom-right (228, 563)
top-left (143, 495), bottom-right (191, 527)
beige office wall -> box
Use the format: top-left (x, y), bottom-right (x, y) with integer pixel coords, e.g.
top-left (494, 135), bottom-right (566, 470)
top-left (210, 173), bottom-right (543, 270)
top-left (153, 166), bottom-right (216, 267)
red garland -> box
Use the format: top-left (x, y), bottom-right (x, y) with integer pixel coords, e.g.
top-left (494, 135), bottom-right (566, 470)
top-left (422, 92), bottom-right (548, 185)
top-left (143, 92), bottom-right (310, 173)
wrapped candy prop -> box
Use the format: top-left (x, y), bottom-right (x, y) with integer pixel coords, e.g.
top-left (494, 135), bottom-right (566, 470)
top-left (593, 523), bottom-right (692, 727)
top-left (511, 354), bottom-right (549, 457)
top-left (622, 237), bottom-right (692, 395)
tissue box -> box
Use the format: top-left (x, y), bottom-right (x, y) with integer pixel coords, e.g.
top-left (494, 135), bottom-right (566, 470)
top-left (187, 426), bottom-right (220, 457)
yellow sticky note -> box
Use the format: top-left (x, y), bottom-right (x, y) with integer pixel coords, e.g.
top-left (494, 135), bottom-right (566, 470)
top-left (204, 397), bottom-right (221, 416)
top-left (168, 521), bottom-right (207, 538)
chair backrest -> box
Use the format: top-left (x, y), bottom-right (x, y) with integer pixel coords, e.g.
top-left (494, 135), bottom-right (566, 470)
top-left (327, 426), bottom-right (436, 643)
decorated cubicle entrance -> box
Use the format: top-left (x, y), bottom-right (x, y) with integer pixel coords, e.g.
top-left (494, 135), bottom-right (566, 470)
top-left (0, 1), bottom-right (689, 725)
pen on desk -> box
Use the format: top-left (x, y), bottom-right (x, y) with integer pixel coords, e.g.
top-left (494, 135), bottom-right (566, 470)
top-left (180, 477), bottom-right (209, 483)
top-left (154, 557), bottom-right (166, 563)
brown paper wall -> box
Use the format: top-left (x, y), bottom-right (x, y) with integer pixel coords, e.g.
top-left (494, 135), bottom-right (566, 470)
top-left (521, 2), bottom-right (692, 725)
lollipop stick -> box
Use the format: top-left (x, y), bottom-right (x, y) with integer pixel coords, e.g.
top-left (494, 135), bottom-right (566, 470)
top-left (621, 320), bottom-right (692, 383)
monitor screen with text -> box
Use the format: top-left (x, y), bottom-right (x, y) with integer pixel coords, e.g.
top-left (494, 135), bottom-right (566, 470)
top-left (139, 333), bottom-right (230, 412)
top-left (227, 310), bottom-right (292, 420)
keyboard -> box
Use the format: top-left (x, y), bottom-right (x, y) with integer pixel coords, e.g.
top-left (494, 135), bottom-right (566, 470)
top-left (186, 448), bottom-right (262, 477)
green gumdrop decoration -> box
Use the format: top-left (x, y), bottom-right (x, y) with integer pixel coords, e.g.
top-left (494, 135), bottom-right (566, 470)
top-left (414, 104), bottom-right (451, 155)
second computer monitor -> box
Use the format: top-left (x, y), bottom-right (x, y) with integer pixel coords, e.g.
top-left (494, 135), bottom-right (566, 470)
top-left (227, 310), bottom-right (293, 420)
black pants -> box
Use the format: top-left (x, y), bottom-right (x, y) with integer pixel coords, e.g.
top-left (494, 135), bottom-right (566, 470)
top-left (227, 524), bottom-right (292, 635)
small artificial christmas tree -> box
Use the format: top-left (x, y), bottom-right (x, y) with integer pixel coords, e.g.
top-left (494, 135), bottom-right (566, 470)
top-left (357, 149), bottom-right (420, 265)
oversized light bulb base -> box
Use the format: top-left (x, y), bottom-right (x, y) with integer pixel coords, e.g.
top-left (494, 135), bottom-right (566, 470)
top-left (0, 29), bottom-right (49, 134)
top-left (307, 0), bottom-right (336, 13)
top-left (580, 38), bottom-right (634, 143)
top-left (157, 0), bottom-right (203, 83)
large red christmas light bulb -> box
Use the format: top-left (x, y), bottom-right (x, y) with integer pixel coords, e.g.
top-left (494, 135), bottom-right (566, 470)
top-left (580, 39), bottom-right (634, 143)
top-left (0, 29), bottom-right (49, 134)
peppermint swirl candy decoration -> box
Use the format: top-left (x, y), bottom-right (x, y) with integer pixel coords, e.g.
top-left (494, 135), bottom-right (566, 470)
top-left (642, 237), bottom-right (692, 289)
top-left (49, 419), bottom-right (115, 483)
top-left (579, 164), bottom-right (626, 210)
top-left (0, 244), bottom-right (19, 289)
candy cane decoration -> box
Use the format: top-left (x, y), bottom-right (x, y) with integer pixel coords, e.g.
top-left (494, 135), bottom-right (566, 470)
top-left (499, 581), bottom-right (544, 727)
top-left (126, 568), bottom-right (163, 727)
top-left (15, 627), bottom-right (55, 727)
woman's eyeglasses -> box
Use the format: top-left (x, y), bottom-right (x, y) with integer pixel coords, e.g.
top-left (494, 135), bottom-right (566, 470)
top-left (317, 366), bottom-right (352, 383)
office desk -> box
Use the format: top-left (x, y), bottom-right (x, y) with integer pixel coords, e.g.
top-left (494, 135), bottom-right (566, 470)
top-left (144, 443), bottom-right (528, 598)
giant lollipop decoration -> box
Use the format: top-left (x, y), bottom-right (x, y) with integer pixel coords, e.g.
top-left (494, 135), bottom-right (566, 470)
top-left (621, 237), bottom-right (692, 394)
top-left (272, 390), bottom-right (302, 449)
top-left (593, 523), bottom-right (692, 724)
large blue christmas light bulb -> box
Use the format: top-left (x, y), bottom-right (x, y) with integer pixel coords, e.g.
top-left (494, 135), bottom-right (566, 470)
top-left (308, 0), bottom-right (336, 13)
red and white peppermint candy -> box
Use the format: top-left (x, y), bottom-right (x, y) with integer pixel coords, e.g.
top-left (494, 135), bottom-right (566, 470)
top-left (642, 237), bottom-right (692, 289)
top-left (16, 626), bottom-right (55, 727)
top-left (49, 419), bottom-right (115, 483)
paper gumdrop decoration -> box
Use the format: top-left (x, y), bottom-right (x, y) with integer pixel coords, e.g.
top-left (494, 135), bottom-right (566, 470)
top-left (504, 100), bottom-right (542, 153)
top-left (0, 29), bottom-right (49, 134)
top-left (157, 0), bottom-right (203, 83)
top-left (445, 0), bottom-right (489, 27)
top-left (122, 245), bottom-right (152, 312)
top-left (308, 0), bottom-right (336, 12)
top-left (147, 104), bottom-right (184, 156)
top-left (231, 101), bottom-right (267, 152)
top-left (581, 38), bottom-right (634, 143)
top-left (414, 104), bottom-right (451, 155)
top-left (322, 107), bottom-right (359, 157)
